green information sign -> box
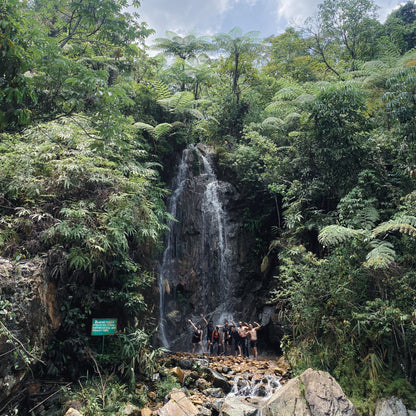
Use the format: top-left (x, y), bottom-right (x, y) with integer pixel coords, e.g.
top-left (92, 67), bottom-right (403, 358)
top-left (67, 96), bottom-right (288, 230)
top-left (91, 318), bottom-right (117, 336)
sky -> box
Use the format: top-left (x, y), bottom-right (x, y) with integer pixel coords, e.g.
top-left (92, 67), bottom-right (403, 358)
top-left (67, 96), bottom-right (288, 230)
top-left (138, 0), bottom-right (403, 45)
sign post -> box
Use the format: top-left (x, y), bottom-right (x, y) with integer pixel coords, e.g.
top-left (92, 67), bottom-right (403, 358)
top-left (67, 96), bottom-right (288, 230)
top-left (91, 318), bottom-right (117, 353)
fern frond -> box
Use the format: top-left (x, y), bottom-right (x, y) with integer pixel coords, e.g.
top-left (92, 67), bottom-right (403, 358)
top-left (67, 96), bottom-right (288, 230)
top-left (364, 240), bottom-right (396, 270)
top-left (133, 122), bottom-right (155, 136)
top-left (372, 216), bottom-right (416, 237)
top-left (294, 93), bottom-right (315, 107)
top-left (318, 225), bottom-right (366, 247)
top-left (186, 108), bottom-right (204, 119)
top-left (151, 80), bottom-right (171, 100)
top-left (154, 123), bottom-right (173, 140)
top-left (354, 206), bottom-right (380, 230)
top-left (158, 91), bottom-right (194, 111)
top-left (274, 86), bottom-right (303, 101)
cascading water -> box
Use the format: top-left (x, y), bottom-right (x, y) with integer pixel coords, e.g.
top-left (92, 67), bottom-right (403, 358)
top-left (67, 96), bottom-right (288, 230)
top-left (200, 152), bottom-right (232, 304)
top-left (158, 149), bottom-right (191, 348)
top-left (227, 374), bottom-right (281, 415)
top-left (158, 144), bottom-right (246, 351)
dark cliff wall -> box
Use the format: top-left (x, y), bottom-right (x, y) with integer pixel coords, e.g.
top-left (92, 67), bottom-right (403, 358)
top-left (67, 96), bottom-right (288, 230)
top-left (158, 145), bottom-right (277, 351)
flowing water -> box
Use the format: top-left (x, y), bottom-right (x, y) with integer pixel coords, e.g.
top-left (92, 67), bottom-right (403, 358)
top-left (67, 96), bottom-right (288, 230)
top-left (158, 145), bottom-right (238, 350)
top-left (158, 148), bottom-right (191, 348)
top-left (200, 152), bottom-right (232, 304)
top-left (227, 374), bottom-right (282, 415)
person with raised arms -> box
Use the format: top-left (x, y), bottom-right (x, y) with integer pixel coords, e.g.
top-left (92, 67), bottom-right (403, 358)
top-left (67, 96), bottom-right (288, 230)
top-left (246, 322), bottom-right (261, 360)
top-left (188, 318), bottom-right (204, 354)
top-left (201, 314), bottom-right (214, 354)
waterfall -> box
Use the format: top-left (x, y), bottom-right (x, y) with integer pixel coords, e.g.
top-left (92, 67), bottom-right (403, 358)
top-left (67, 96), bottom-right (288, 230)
top-left (158, 144), bottom-right (240, 350)
top-left (200, 152), bottom-right (231, 303)
top-left (158, 149), bottom-right (191, 349)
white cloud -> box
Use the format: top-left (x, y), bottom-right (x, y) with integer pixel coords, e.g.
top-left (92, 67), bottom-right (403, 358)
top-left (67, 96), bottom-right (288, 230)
top-left (138, 0), bottom-right (408, 45)
top-left (276, 0), bottom-right (320, 24)
top-left (139, 0), bottom-right (239, 37)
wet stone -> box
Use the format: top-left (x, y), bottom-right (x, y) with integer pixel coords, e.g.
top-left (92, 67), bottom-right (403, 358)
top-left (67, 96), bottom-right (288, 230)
top-left (203, 388), bottom-right (224, 398)
top-left (178, 359), bottom-right (193, 370)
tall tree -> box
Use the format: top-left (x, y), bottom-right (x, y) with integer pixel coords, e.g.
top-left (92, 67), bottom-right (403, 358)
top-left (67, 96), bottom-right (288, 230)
top-left (214, 27), bottom-right (263, 103)
top-left (263, 27), bottom-right (319, 81)
top-left (384, 1), bottom-right (416, 54)
top-left (306, 0), bottom-right (379, 73)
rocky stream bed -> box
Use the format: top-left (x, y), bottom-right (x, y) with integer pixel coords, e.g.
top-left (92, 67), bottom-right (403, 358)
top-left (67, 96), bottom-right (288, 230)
top-left (68, 352), bottom-right (360, 416)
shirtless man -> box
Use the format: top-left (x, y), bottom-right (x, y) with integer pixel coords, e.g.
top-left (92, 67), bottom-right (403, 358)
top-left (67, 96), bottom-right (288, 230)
top-left (236, 321), bottom-right (249, 357)
top-left (246, 322), bottom-right (261, 360)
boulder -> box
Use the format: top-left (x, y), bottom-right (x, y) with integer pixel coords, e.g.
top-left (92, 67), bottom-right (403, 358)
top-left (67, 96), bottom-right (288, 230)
top-left (196, 377), bottom-right (210, 391)
top-left (205, 368), bottom-right (232, 393)
top-left (264, 368), bottom-right (360, 416)
top-left (141, 409), bottom-right (153, 416)
top-left (264, 377), bottom-right (310, 416)
top-left (0, 257), bottom-right (62, 402)
top-left (301, 368), bottom-right (359, 416)
top-left (374, 397), bottom-right (408, 416)
top-left (198, 406), bottom-right (212, 415)
top-left (178, 359), bottom-right (193, 370)
top-left (203, 387), bottom-right (224, 398)
top-left (158, 388), bottom-right (199, 416)
top-left (219, 396), bottom-right (258, 416)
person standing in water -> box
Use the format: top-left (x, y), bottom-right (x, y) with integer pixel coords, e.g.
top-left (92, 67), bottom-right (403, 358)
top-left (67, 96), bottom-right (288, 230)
top-left (188, 319), bottom-right (204, 354)
top-left (246, 322), bottom-right (261, 360)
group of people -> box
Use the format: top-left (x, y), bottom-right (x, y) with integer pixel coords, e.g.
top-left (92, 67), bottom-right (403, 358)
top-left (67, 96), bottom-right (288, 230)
top-left (188, 314), bottom-right (262, 360)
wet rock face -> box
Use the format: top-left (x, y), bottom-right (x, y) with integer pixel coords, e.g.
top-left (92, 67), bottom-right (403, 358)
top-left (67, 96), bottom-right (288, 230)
top-left (0, 257), bottom-right (62, 402)
top-left (159, 145), bottom-right (260, 351)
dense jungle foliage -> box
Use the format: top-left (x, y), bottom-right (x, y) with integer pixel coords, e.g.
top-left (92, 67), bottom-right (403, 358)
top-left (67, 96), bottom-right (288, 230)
top-left (3, 0), bottom-right (416, 413)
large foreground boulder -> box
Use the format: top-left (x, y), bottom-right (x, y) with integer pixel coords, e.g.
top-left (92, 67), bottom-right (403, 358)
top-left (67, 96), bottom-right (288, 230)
top-left (219, 396), bottom-right (257, 416)
top-left (264, 368), bottom-right (360, 416)
top-left (158, 388), bottom-right (199, 416)
top-left (374, 397), bottom-right (415, 416)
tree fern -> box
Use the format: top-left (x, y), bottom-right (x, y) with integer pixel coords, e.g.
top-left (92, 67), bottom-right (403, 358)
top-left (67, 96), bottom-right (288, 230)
top-left (364, 240), bottom-right (396, 269)
top-left (151, 80), bottom-right (172, 100)
top-left (158, 91), bottom-right (194, 112)
top-left (154, 123), bottom-right (174, 140)
top-left (134, 122), bottom-right (155, 136)
top-left (318, 224), bottom-right (367, 247)
top-left (372, 216), bottom-right (416, 237)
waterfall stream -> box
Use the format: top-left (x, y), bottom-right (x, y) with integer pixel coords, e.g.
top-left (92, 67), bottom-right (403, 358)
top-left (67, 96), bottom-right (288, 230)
top-left (227, 374), bottom-right (281, 416)
top-left (158, 148), bottom-right (191, 349)
top-left (200, 152), bottom-right (231, 304)
top-left (158, 144), bottom-right (238, 350)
